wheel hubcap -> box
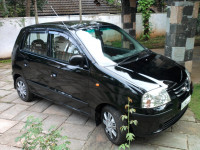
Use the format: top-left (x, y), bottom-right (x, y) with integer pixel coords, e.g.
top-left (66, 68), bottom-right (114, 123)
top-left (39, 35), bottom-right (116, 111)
top-left (17, 81), bottom-right (27, 99)
top-left (103, 112), bottom-right (117, 139)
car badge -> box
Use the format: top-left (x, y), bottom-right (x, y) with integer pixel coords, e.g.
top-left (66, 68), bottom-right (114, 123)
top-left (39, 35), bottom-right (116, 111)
top-left (182, 86), bottom-right (187, 92)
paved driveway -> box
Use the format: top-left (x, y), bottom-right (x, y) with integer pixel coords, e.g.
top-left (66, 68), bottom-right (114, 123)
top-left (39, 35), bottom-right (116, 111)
top-left (0, 63), bottom-right (200, 150)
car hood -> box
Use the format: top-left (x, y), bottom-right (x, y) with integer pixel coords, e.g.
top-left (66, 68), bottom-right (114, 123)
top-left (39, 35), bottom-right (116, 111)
top-left (105, 52), bottom-right (186, 92)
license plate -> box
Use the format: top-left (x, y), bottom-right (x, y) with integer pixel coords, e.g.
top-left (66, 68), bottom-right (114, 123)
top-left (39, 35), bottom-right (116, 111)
top-left (181, 95), bottom-right (191, 110)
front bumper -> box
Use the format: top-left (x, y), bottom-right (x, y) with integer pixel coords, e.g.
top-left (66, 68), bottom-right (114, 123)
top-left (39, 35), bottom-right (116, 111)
top-left (131, 106), bottom-right (187, 136)
top-left (131, 81), bottom-right (193, 136)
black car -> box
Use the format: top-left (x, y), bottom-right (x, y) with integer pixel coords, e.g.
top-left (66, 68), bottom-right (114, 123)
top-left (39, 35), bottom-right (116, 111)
top-left (12, 21), bottom-right (193, 145)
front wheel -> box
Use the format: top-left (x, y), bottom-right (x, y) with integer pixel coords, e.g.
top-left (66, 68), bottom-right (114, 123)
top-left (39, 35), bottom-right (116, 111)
top-left (16, 77), bottom-right (33, 102)
top-left (101, 106), bottom-right (127, 145)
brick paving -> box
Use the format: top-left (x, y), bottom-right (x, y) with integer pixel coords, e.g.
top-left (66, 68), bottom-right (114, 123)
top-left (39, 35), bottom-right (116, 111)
top-left (0, 50), bottom-right (200, 150)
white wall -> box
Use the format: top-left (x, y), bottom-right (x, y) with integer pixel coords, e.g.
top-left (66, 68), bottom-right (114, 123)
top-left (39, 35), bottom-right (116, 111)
top-left (136, 13), bottom-right (167, 38)
top-left (0, 13), bottom-right (167, 59)
top-left (0, 17), bottom-right (25, 58)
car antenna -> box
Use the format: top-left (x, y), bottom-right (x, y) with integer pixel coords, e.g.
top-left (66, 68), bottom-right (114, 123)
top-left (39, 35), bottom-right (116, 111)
top-left (50, 6), bottom-right (70, 31)
top-left (40, 0), bottom-right (73, 32)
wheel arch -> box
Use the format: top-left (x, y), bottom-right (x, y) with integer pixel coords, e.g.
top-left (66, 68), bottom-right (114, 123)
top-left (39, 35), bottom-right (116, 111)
top-left (13, 74), bottom-right (21, 89)
top-left (95, 103), bottom-right (119, 126)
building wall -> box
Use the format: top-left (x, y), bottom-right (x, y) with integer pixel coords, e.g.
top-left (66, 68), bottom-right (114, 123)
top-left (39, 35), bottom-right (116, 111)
top-left (136, 13), bottom-right (167, 38)
top-left (0, 13), bottom-right (167, 59)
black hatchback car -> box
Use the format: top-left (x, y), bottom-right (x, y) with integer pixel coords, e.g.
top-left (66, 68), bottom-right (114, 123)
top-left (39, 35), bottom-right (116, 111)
top-left (12, 21), bottom-right (193, 145)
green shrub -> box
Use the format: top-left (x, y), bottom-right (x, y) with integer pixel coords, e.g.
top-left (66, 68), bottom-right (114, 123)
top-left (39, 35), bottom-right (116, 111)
top-left (119, 97), bottom-right (138, 150)
top-left (137, 0), bottom-right (155, 41)
top-left (16, 116), bottom-right (70, 150)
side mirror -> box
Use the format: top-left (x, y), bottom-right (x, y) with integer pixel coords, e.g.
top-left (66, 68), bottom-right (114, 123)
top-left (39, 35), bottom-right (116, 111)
top-left (69, 54), bottom-right (86, 67)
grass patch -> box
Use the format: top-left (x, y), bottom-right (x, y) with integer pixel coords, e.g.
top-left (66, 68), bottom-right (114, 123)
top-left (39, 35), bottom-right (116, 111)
top-left (111, 41), bottom-right (122, 48)
top-left (0, 59), bottom-right (11, 64)
top-left (137, 36), bottom-right (166, 49)
top-left (136, 35), bottom-right (200, 49)
top-left (189, 84), bottom-right (200, 121)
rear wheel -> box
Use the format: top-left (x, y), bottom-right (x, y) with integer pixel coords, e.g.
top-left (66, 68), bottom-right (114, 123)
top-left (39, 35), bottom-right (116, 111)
top-left (101, 106), bottom-right (127, 145)
top-left (16, 77), bottom-right (33, 102)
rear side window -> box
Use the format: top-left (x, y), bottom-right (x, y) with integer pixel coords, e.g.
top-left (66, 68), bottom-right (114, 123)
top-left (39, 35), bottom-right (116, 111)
top-left (50, 33), bottom-right (80, 62)
top-left (23, 32), bottom-right (48, 56)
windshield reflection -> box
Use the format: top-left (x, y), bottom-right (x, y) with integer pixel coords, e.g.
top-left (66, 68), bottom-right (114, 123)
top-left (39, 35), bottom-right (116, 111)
top-left (76, 26), bottom-right (145, 66)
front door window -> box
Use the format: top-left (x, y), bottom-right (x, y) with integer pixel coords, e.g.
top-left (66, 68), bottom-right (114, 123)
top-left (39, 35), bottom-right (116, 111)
top-left (51, 33), bottom-right (80, 62)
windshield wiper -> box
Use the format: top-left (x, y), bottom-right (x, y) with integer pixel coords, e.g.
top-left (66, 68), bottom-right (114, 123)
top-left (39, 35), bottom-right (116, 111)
top-left (118, 50), bottom-right (150, 65)
top-left (118, 54), bottom-right (138, 65)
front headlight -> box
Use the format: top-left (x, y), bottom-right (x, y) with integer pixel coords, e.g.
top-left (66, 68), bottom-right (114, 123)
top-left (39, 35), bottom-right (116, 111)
top-left (142, 87), bottom-right (171, 108)
top-left (185, 69), bottom-right (191, 83)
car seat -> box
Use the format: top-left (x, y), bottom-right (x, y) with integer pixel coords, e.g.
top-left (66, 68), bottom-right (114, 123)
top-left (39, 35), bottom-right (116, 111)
top-left (31, 39), bottom-right (46, 55)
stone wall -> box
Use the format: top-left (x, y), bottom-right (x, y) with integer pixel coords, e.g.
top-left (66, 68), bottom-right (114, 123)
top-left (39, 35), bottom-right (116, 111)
top-left (165, 1), bottom-right (200, 72)
top-left (121, 0), bottom-right (136, 37)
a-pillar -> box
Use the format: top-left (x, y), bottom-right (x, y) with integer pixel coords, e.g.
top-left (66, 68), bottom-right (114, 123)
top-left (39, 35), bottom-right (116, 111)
top-left (165, 0), bottom-right (199, 72)
top-left (121, 0), bottom-right (136, 37)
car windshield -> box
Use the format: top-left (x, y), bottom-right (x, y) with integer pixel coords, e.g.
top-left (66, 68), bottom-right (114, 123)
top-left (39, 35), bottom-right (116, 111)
top-left (76, 25), bottom-right (146, 66)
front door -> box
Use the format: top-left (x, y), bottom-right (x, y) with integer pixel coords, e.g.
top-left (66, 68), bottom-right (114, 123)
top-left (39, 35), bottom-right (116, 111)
top-left (46, 31), bottom-right (90, 115)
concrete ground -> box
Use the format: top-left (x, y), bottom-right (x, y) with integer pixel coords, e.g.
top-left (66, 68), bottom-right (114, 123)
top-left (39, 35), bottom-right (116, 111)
top-left (0, 47), bottom-right (199, 150)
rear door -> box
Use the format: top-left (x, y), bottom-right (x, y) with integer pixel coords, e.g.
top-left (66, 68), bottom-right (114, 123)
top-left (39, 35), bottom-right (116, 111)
top-left (20, 30), bottom-right (52, 97)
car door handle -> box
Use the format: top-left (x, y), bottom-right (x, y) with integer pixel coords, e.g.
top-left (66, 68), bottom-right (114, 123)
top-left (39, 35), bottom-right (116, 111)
top-left (50, 73), bottom-right (57, 78)
top-left (24, 60), bottom-right (29, 67)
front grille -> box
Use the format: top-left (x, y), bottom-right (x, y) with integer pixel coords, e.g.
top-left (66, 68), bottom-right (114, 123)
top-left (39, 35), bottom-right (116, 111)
top-left (172, 78), bottom-right (190, 98)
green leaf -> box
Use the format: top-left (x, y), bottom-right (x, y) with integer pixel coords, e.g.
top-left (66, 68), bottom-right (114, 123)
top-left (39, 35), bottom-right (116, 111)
top-left (120, 126), bottom-right (128, 132)
top-left (129, 108), bottom-right (136, 114)
top-left (119, 143), bottom-right (129, 150)
top-left (130, 120), bottom-right (138, 126)
top-left (121, 115), bottom-right (128, 121)
top-left (126, 133), bottom-right (135, 142)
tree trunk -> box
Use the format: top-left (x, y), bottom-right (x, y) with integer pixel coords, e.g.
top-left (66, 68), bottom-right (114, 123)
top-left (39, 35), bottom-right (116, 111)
top-left (26, 0), bottom-right (31, 17)
top-left (144, 19), bottom-right (150, 41)
top-left (14, 0), bottom-right (18, 17)
top-left (79, 0), bottom-right (82, 23)
top-left (34, 0), bottom-right (39, 24)
top-left (157, 0), bottom-right (163, 12)
top-left (2, 0), bottom-right (8, 17)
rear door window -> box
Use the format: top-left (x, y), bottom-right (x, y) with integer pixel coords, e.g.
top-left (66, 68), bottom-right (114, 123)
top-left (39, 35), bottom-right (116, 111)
top-left (23, 32), bottom-right (48, 56)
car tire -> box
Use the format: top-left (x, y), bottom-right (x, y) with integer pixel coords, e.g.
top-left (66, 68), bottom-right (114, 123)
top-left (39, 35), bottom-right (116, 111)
top-left (16, 77), bottom-right (33, 102)
top-left (101, 106), bottom-right (127, 145)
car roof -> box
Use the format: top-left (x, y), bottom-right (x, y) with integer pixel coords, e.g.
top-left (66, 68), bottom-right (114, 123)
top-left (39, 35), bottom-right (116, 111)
top-left (25, 21), bottom-right (117, 31)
